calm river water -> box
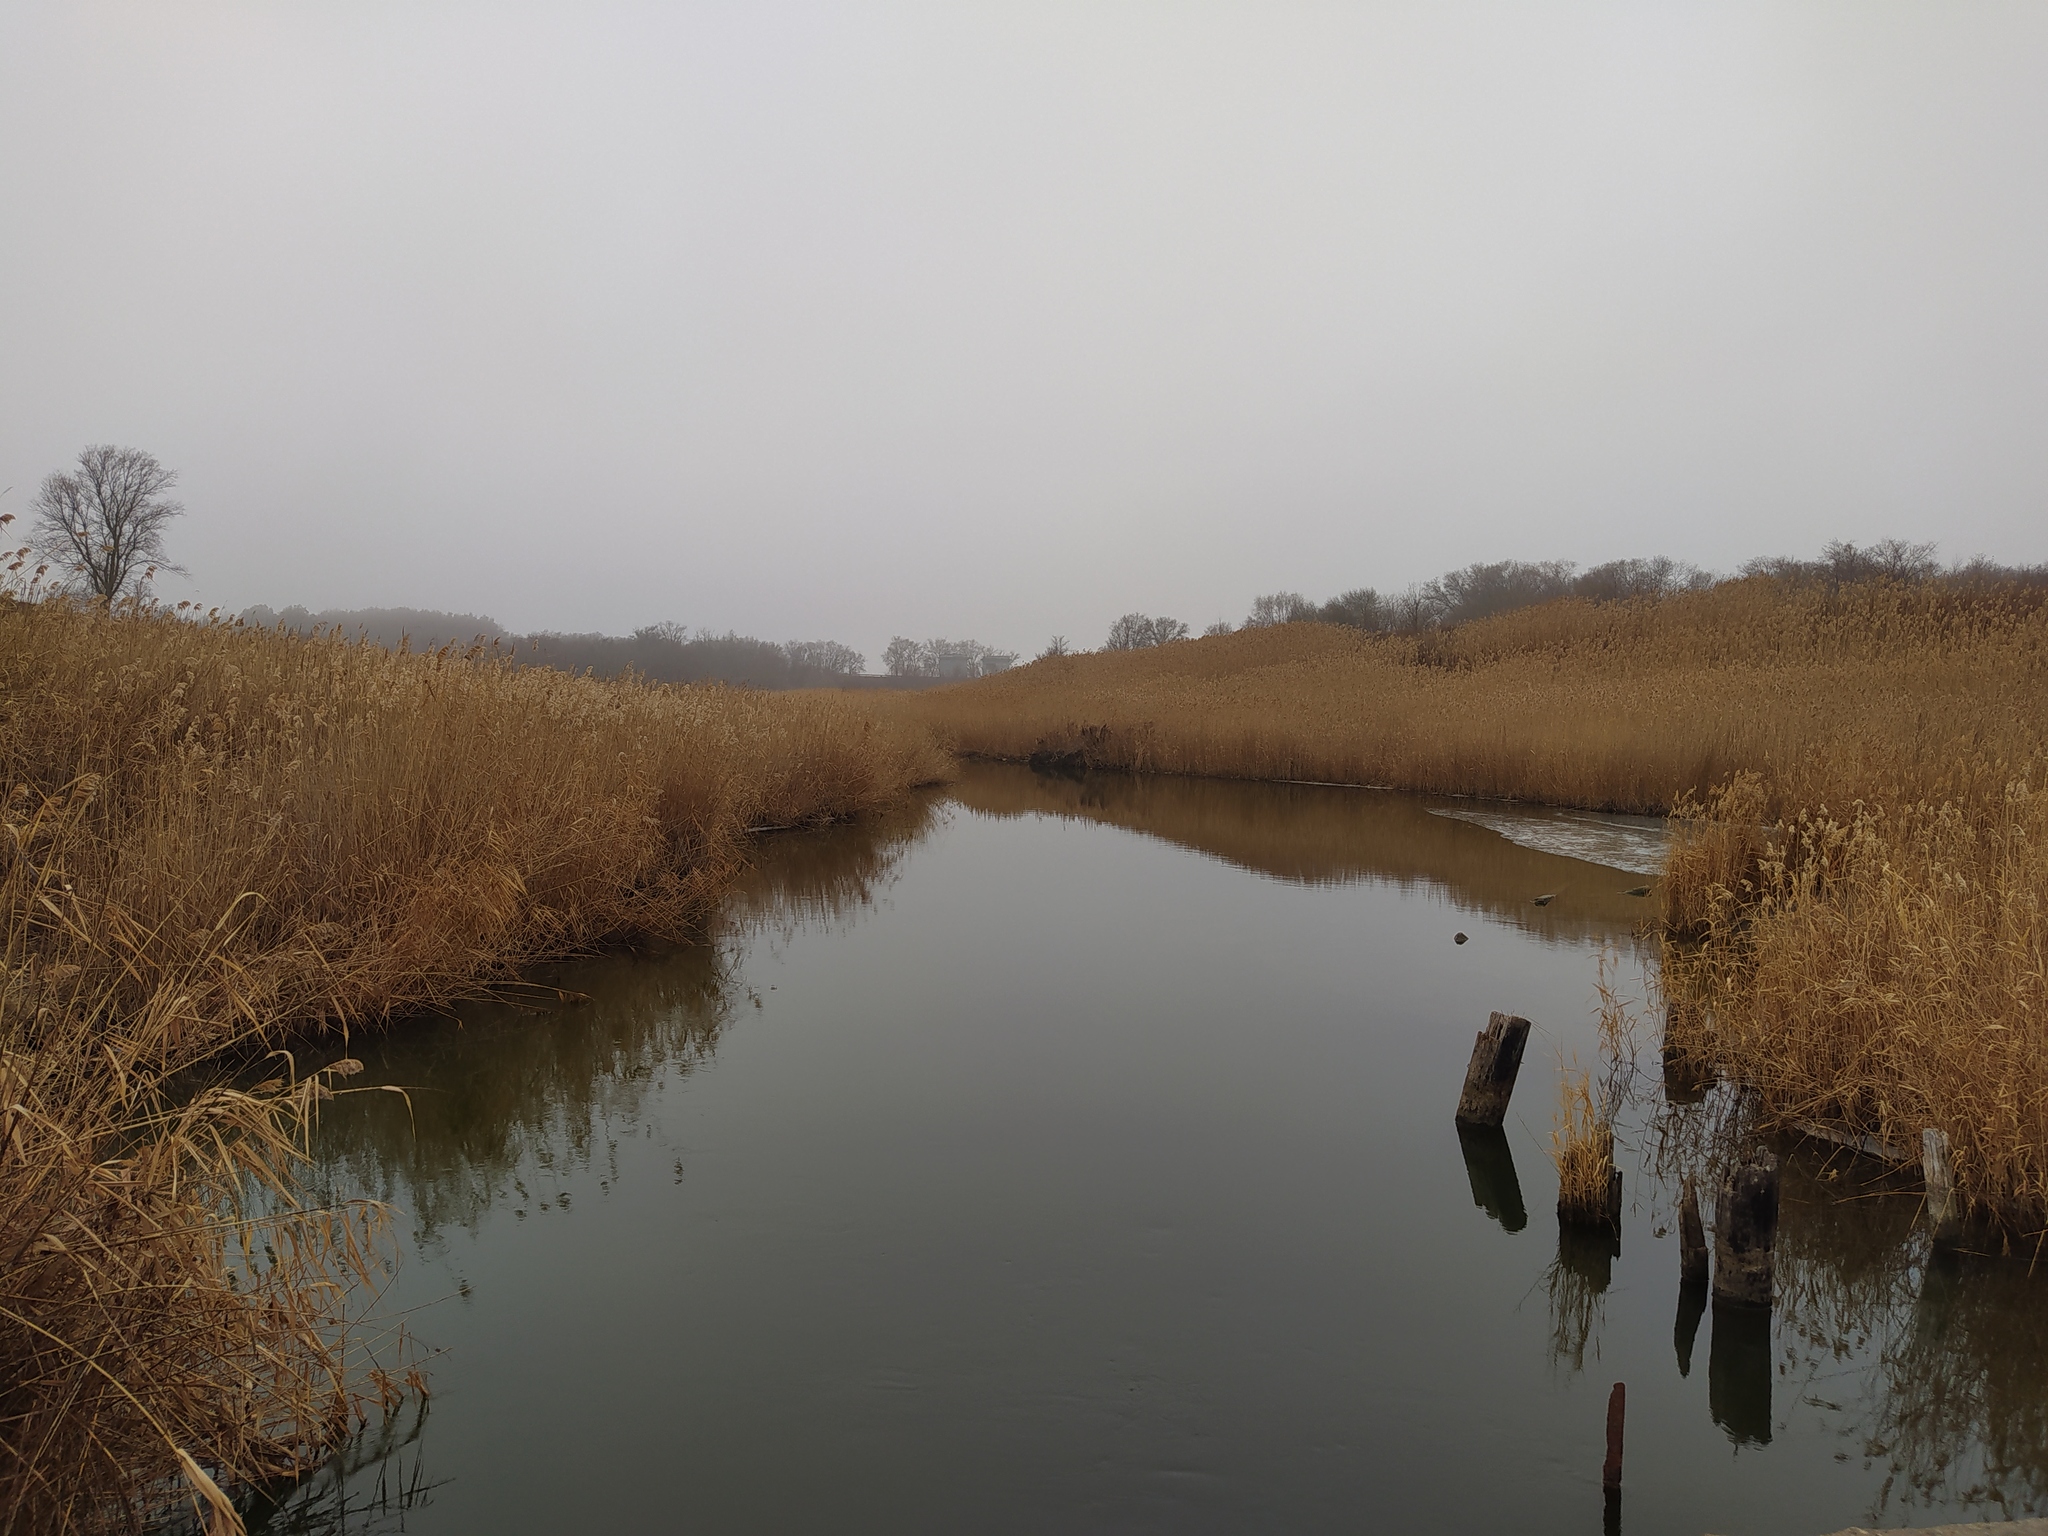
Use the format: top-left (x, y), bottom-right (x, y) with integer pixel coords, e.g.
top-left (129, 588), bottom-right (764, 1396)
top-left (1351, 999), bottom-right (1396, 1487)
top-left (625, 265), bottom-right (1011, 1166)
top-left (265, 764), bottom-right (2047, 1535)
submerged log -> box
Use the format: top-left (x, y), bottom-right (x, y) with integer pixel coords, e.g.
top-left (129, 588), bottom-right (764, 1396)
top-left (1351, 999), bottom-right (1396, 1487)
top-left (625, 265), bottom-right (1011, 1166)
top-left (1454, 1012), bottom-right (1532, 1129)
top-left (1712, 1150), bottom-right (1780, 1308)
top-left (1678, 1178), bottom-right (1709, 1289)
top-left (1787, 1115), bottom-right (1909, 1165)
top-left (1923, 1128), bottom-right (1963, 1249)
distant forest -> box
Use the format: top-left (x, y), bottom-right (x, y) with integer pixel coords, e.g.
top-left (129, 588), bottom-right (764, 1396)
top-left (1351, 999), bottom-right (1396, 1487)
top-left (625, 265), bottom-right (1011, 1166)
top-left (244, 541), bottom-right (2048, 686)
top-left (1091, 542), bottom-right (2048, 657)
top-left (238, 606), bottom-right (907, 690)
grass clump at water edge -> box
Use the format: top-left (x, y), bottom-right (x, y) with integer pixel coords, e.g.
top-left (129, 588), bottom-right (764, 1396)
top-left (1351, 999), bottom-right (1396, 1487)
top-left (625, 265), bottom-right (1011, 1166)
top-left (1551, 1064), bottom-right (1620, 1231)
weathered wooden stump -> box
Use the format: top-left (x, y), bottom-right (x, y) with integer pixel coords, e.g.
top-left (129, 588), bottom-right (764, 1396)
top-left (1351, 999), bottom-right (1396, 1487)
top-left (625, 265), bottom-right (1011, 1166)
top-left (1678, 1177), bottom-right (1710, 1288)
top-left (1712, 1150), bottom-right (1780, 1308)
top-left (1557, 1131), bottom-right (1622, 1234)
top-left (1923, 1128), bottom-right (1963, 1249)
top-left (1454, 1011), bottom-right (1531, 1129)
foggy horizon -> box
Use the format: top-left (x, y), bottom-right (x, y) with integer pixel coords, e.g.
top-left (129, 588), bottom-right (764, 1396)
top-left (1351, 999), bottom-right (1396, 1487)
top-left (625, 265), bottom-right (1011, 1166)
top-left (6, 3), bottom-right (2045, 666)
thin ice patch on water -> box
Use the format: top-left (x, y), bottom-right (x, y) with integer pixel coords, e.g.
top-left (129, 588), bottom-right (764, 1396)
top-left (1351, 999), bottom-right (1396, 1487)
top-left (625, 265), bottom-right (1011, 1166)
top-left (1428, 805), bottom-right (1667, 875)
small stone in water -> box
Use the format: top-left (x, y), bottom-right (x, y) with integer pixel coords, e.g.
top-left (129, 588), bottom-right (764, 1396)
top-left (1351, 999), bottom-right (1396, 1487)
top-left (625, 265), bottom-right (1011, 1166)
top-left (1454, 932), bottom-right (1468, 945)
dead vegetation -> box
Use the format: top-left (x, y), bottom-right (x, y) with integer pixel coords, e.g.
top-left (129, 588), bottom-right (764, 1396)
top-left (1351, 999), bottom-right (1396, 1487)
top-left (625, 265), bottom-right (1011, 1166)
top-left (873, 575), bottom-right (2047, 815)
top-left (0, 598), bottom-right (946, 1533)
top-left (1661, 768), bottom-right (2048, 1238)
top-left (1550, 1067), bottom-right (1618, 1227)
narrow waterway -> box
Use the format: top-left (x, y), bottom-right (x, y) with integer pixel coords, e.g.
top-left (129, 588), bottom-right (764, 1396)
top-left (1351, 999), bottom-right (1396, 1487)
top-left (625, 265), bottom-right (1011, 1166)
top-left (266, 764), bottom-right (2046, 1535)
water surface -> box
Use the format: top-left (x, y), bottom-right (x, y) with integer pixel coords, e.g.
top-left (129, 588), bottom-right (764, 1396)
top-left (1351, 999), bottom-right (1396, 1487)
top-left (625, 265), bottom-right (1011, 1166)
top-left (269, 765), bottom-right (2046, 1535)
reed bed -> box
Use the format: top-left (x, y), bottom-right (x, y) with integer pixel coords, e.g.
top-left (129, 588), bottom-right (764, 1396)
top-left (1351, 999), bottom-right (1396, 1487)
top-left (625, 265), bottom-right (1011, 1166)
top-left (0, 599), bottom-right (946, 1533)
top-left (876, 577), bottom-right (2048, 815)
top-left (1663, 771), bottom-right (2048, 1237)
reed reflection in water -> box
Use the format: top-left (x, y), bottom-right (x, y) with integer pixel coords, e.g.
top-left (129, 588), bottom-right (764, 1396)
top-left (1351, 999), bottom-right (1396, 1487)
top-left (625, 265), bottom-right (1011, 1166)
top-left (948, 762), bottom-right (1659, 945)
top-left (307, 794), bottom-right (945, 1245)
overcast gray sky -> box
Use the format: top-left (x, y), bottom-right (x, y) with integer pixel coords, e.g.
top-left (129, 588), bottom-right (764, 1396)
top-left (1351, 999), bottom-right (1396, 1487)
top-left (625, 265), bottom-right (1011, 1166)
top-left (4, 3), bottom-right (2044, 662)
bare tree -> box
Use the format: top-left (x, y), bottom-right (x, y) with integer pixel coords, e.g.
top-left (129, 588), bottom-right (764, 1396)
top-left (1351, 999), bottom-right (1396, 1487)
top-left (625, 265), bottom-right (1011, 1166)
top-left (1244, 591), bottom-right (1314, 628)
top-left (31, 446), bottom-right (185, 600)
top-left (883, 636), bottom-right (932, 676)
top-left (784, 638), bottom-right (866, 675)
top-left (1104, 613), bottom-right (1189, 650)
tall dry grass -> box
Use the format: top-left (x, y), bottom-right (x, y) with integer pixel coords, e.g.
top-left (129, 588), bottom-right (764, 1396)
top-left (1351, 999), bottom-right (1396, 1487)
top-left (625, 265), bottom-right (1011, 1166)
top-left (0, 599), bottom-right (946, 1532)
top-left (877, 576), bottom-right (2048, 815)
top-left (1663, 773), bottom-right (2048, 1236)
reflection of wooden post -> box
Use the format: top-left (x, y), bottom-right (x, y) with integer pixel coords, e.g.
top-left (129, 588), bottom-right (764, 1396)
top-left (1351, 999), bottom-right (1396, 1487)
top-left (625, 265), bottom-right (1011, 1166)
top-left (1457, 1123), bottom-right (1528, 1232)
top-left (1673, 1282), bottom-right (1707, 1377)
top-left (1708, 1301), bottom-right (1773, 1445)
top-left (1712, 1151), bottom-right (1780, 1308)
top-left (1678, 1178), bottom-right (1709, 1288)
top-left (1923, 1128), bottom-right (1962, 1248)
top-left (1454, 1012), bottom-right (1531, 1129)
top-left (1602, 1381), bottom-right (1625, 1489)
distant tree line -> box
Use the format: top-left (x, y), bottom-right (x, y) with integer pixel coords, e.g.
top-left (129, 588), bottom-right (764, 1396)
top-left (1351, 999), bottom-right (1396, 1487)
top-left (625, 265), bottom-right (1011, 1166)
top-left (881, 636), bottom-right (1019, 677)
top-left (1228, 543), bottom-right (2048, 641)
top-left (1104, 614), bottom-right (1189, 650)
top-left (1061, 542), bottom-right (2048, 660)
top-left (1236, 555), bottom-right (1714, 637)
top-left (240, 606), bottom-right (871, 688)
top-left (525, 625), bottom-right (867, 688)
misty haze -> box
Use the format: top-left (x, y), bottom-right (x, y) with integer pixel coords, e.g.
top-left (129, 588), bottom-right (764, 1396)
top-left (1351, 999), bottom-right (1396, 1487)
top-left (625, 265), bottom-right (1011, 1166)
top-left (4, 7), bottom-right (2045, 1536)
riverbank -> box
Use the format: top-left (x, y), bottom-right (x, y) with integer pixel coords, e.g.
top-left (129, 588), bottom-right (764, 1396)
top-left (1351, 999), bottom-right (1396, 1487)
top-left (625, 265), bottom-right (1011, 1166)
top-left (866, 576), bottom-right (2048, 1236)
top-left (868, 577), bottom-right (2045, 817)
top-left (0, 599), bottom-right (948, 1534)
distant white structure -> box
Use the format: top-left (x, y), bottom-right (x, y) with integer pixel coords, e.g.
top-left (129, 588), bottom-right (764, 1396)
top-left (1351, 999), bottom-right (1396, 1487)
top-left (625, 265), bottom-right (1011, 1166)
top-left (932, 649), bottom-right (1017, 679)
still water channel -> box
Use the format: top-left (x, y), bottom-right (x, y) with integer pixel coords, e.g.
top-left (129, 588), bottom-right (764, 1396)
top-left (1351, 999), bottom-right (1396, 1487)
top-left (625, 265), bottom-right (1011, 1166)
top-left (265, 764), bottom-right (2046, 1535)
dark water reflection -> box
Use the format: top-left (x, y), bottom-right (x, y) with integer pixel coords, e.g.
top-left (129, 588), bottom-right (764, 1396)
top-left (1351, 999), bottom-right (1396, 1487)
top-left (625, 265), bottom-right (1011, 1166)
top-left (265, 764), bottom-right (2047, 1535)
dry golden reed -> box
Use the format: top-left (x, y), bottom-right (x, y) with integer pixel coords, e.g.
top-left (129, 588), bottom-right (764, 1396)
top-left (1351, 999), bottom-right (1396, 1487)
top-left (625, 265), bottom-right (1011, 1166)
top-left (875, 576), bottom-right (2048, 816)
top-left (1664, 773), bottom-right (2048, 1235)
top-left (0, 598), bottom-right (947, 1532)
top-left (1551, 1066), bottom-right (1617, 1226)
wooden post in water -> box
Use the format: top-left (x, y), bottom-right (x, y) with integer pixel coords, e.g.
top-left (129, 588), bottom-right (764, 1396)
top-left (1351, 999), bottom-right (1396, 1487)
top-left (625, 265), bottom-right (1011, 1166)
top-left (1678, 1178), bottom-right (1709, 1289)
top-left (1922, 1128), bottom-right (1963, 1249)
top-left (1602, 1381), bottom-right (1625, 1536)
top-left (1712, 1150), bottom-right (1780, 1308)
top-left (1454, 1012), bottom-right (1532, 1129)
